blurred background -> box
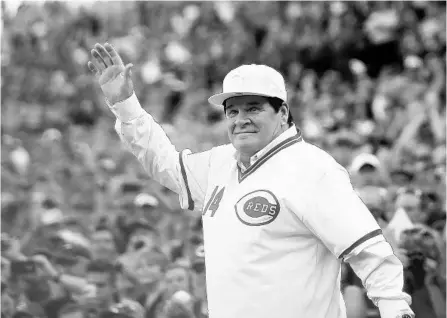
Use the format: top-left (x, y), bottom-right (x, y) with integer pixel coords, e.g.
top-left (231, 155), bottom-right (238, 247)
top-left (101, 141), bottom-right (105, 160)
top-left (1, 1), bottom-right (446, 318)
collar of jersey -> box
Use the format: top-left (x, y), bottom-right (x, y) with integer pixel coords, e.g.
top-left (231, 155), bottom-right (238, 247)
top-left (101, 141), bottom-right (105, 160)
top-left (236, 125), bottom-right (303, 182)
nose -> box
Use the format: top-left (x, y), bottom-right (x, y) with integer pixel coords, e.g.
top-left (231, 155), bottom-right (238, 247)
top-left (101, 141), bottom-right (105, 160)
top-left (233, 110), bottom-right (250, 126)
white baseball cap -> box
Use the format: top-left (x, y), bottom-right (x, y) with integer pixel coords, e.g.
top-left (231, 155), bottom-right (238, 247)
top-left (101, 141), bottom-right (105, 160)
top-left (208, 64), bottom-right (287, 106)
top-left (134, 193), bottom-right (159, 207)
top-left (350, 153), bottom-right (381, 174)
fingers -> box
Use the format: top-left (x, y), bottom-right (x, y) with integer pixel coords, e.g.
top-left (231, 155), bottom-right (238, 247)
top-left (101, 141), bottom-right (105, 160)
top-left (88, 42), bottom-right (126, 81)
top-left (95, 43), bottom-right (114, 66)
top-left (91, 49), bottom-right (107, 70)
top-left (123, 63), bottom-right (133, 80)
top-left (89, 56), bottom-right (104, 77)
top-left (87, 61), bottom-right (99, 76)
top-left (104, 42), bottom-right (124, 66)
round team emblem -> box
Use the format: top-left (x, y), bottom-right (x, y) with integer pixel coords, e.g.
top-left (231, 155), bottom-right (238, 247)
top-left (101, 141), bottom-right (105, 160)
top-left (234, 190), bottom-right (280, 226)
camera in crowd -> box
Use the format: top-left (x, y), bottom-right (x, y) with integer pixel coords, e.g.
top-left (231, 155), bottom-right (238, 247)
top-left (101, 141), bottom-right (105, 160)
top-left (399, 225), bottom-right (443, 292)
top-left (400, 225), bottom-right (441, 263)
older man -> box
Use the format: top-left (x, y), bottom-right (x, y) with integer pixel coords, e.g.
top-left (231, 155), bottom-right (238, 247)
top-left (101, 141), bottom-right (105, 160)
top-left (88, 43), bottom-right (413, 318)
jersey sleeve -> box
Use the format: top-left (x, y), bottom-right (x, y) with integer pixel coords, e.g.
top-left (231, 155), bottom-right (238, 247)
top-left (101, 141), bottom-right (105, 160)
top-left (299, 166), bottom-right (384, 259)
top-left (109, 93), bottom-right (209, 211)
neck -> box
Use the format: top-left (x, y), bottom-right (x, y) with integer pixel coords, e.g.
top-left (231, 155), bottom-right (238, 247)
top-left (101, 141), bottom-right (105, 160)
top-left (239, 153), bottom-right (251, 168)
top-left (239, 124), bottom-right (290, 167)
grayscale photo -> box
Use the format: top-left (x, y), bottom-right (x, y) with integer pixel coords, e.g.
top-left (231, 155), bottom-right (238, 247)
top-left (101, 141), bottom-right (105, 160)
top-left (1, 1), bottom-right (446, 318)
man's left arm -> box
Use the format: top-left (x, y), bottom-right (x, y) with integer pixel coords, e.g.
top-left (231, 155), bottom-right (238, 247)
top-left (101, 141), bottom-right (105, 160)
top-left (345, 241), bottom-right (413, 318)
top-left (299, 166), bottom-right (414, 318)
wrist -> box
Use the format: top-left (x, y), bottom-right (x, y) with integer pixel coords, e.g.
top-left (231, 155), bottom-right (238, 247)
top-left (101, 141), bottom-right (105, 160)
top-left (106, 91), bottom-right (134, 107)
top-left (108, 92), bottom-right (145, 122)
top-left (378, 299), bottom-right (414, 318)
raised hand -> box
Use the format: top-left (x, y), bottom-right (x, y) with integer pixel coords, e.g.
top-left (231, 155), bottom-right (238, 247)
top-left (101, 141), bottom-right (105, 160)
top-left (88, 43), bottom-right (134, 105)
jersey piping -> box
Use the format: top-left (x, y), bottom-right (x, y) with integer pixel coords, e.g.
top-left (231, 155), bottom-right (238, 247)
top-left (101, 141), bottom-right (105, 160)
top-left (238, 130), bottom-right (303, 183)
top-left (339, 229), bottom-right (383, 259)
top-left (179, 150), bottom-right (194, 210)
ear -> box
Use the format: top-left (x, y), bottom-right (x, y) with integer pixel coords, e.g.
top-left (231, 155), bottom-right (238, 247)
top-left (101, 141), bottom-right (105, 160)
top-left (279, 102), bottom-right (289, 125)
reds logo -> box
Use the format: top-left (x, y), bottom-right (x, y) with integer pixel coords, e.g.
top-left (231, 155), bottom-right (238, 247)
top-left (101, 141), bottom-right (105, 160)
top-left (234, 190), bottom-right (280, 226)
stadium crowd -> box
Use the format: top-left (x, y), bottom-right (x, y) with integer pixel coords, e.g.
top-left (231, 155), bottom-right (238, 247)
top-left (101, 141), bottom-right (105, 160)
top-left (1, 1), bottom-right (446, 318)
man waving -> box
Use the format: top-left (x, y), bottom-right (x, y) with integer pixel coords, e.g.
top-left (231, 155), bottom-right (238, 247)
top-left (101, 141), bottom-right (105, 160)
top-left (88, 43), bottom-right (414, 318)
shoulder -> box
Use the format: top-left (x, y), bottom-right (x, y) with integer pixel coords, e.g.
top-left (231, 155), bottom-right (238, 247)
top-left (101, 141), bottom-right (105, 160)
top-left (209, 143), bottom-right (236, 166)
top-left (286, 141), bottom-right (347, 181)
top-left (210, 143), bottom-right (235, 156)
top-left (298, 141), bottom-right (339, 166)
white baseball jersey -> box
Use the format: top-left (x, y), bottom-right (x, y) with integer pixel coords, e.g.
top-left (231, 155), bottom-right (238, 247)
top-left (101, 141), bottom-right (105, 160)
top-left (109, 94), bottom-right (412, 318)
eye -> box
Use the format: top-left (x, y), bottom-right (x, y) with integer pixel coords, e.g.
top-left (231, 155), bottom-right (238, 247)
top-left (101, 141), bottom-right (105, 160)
top-left (226, 109), bottom-right (237, 117)
top-left (248, 106), bottom-right (259, 113)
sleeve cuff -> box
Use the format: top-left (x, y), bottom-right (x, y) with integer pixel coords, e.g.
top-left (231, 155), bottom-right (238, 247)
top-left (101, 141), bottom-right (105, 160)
top-left (107, 92), bottom-right (145, 122)
top-left (378, 299), bottom-right (413, 318)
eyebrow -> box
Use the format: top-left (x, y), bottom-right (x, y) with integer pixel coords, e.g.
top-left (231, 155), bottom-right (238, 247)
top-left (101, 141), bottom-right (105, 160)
top-left (225, 101), bottom-right (262, 110)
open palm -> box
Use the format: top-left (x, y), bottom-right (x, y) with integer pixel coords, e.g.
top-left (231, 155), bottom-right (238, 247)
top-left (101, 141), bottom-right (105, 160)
top-left (88, 43), bottom-right (134, 105)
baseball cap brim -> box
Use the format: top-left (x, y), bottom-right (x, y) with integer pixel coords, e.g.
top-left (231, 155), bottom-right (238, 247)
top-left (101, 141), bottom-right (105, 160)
top-left (208, 92), bottom-right (279, 107)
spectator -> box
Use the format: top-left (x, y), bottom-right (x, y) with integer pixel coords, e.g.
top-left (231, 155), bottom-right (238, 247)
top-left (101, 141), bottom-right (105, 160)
top-left (124, 220), bottom-right (160, 254)
top-left (91, 224), bottom-right (120, 262)
top-left (84, 259), bottom-right (144, 318)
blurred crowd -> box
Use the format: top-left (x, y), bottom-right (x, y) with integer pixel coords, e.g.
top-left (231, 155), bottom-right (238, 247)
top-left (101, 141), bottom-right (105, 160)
top-left (1, 1), bottom-right (446, 318)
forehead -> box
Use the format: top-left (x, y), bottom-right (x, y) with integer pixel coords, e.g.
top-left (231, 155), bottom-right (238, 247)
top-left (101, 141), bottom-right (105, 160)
top-left (225, 95), bottom-right (270, 108)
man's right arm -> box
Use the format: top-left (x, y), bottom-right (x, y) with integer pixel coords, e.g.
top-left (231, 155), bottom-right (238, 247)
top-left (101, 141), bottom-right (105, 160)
top-left (108, 93), bottom-right (209, 211)
top-left (88, 42), bottom-right (209, 211)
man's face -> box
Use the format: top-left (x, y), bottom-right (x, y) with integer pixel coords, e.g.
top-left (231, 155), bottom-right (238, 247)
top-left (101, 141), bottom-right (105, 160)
top-left (86, 271), bottom-right (113, 305)
top-left (134, 253), bottom-right (163, 284)
top-left (92, 230), bottom-right (116, 261)
top-left (127, 228), bottom-right (157, 253)
top-left (137, 205), bottom-right (162, 225)
top-left (224, 96), bottom-right (285, 157)
top-left (357, 165), bottom-right (381, 186)
top-left (165, 267), bottom-right (190, 297)
top-left (396, 193), bottom-right (425, 224)
top-left (330, 142), bottom-right (357, 168)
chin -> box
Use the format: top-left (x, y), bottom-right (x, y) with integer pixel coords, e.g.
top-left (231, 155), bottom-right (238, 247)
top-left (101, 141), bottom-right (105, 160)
top-left (233, 138), bottom-right (259, 154)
